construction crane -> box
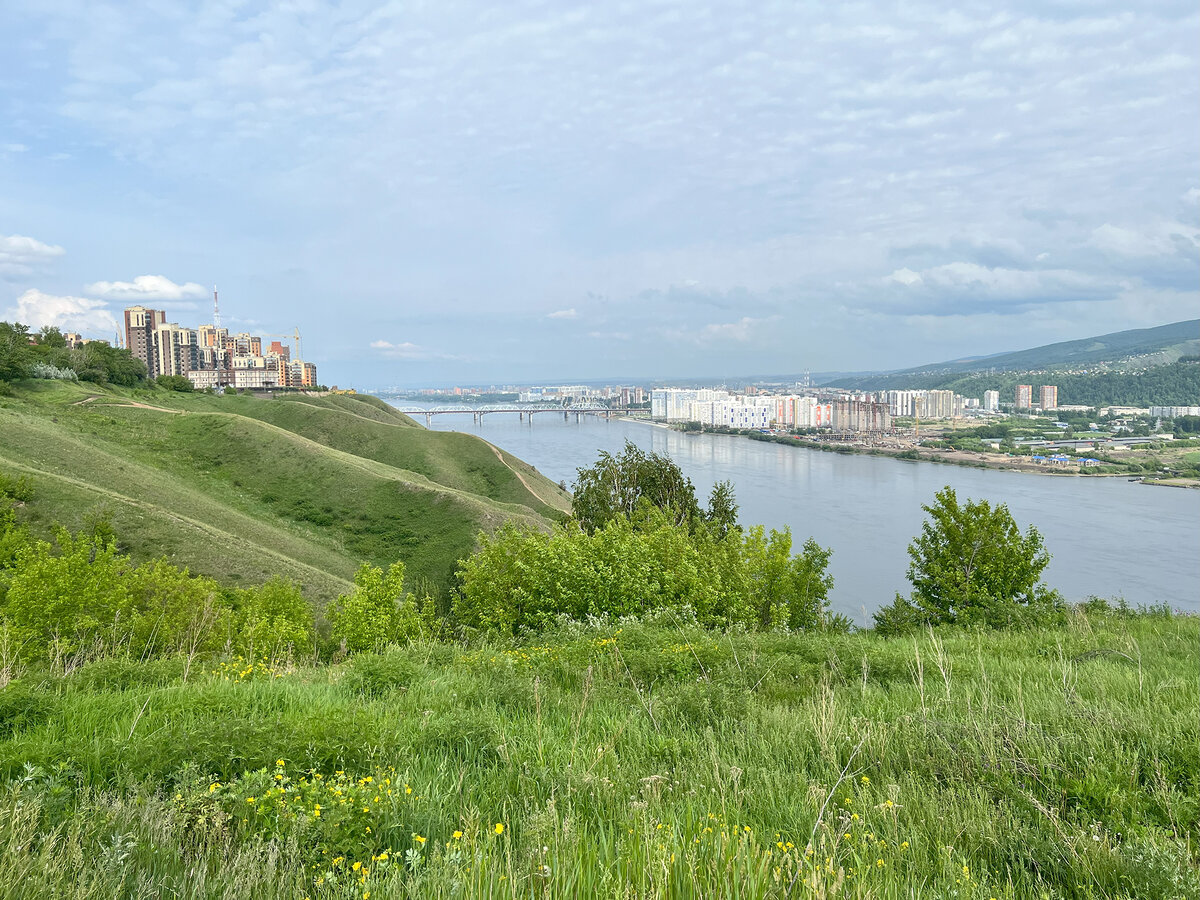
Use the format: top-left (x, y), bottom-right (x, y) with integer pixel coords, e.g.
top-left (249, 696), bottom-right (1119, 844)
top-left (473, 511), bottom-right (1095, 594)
top-left (263, 328), bottom-right (303, 361)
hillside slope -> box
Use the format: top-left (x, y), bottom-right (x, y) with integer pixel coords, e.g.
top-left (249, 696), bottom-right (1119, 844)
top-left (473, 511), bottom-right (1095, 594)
top-left (828, 319), bottom-right (1199, 390)
top-left (0, 382), bottom-right (570, 602)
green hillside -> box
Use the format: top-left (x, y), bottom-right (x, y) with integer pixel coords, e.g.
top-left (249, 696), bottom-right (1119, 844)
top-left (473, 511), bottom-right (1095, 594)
top-left (828, 319), bottom-right (1199, 391)
top-left (0, 381), bottom-right (570, 603)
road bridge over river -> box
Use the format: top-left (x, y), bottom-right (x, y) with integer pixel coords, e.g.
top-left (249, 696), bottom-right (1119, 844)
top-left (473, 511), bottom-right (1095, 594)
top-left (388, 403), bottom-right (651, 426)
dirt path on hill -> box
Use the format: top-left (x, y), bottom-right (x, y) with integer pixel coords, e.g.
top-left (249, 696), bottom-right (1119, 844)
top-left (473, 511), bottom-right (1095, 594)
top-left (99, 401), bottom-right (183, 414)
top-left (482, 440), bottom-right (566, 509)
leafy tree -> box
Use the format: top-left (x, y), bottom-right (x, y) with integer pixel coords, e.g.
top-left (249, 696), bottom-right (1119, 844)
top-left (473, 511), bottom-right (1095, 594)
top-left (0, 322), bottom-right (34, 382)
top-left (571, 442), bottom-right (740, 537)
top-left (572, 441), bottom-right (701, 532)
top-left (328, 562), bottom-right (434, 652)
top-left (36, 326), bottom-right (67, 349)
top-left (705, 481), bottom-right (740, 538)
top-left (873, 486), bottom-right (1063, 632)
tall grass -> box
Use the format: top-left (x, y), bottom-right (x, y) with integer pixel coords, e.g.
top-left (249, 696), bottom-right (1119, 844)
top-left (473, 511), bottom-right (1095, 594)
top-left (0, 609), bottom-right (1195, 898)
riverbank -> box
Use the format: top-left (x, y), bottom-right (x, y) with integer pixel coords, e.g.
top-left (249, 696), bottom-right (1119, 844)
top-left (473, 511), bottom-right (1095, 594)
top-left (658, 423), bottom-right (1197, 486)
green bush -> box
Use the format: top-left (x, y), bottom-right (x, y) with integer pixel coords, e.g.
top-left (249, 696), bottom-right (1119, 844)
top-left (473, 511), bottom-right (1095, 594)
top-left (454, 507), bottom-right (833, 634)
top-left (328, 563), bottom-right (435, 653)
top-left (231, 577), bottom-right (315, 659)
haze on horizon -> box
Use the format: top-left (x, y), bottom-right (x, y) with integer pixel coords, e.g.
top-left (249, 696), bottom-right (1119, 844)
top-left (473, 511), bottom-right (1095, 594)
top-left (2, 1), bottom-right (1197, 388)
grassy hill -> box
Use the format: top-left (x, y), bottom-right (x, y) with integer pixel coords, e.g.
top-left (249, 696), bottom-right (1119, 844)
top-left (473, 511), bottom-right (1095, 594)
top-left (0, 381), bottom-right (570, 604)
top-left (828, 319), bottom-right (1199, 391)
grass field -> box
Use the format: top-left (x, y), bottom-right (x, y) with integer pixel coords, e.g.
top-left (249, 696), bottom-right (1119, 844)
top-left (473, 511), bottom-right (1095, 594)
top-left (0, 610), bottom-right (1195, 898)
top-left (0, 382), bottom-right (569, 602)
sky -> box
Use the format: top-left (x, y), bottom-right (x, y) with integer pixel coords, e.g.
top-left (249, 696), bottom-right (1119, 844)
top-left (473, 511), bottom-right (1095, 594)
top-left (1, 1), bottom-right (1197, 388)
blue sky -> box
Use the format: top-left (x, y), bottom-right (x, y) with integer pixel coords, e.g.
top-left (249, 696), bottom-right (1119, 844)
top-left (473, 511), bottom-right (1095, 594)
top-left (2, 1), bottom-right (1197, 387)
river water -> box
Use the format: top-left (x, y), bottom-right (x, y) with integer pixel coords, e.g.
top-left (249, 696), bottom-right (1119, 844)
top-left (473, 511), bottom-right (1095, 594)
top-left (388, 405), bottom-right (1199, 621)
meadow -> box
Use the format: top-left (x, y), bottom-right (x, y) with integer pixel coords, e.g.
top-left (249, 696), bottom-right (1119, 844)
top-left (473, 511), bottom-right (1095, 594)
top-left (1, 609), bottom-right (1196, 899)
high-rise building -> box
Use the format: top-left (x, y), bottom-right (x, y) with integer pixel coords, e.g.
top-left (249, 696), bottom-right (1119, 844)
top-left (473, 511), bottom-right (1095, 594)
top-left (155, 323), bottom-right (199, 377)
top-left (1040, 385), bottom-right (1058, 411)
top-left (1016, 384), bottom-right (1033, 409)
top-left (983, 390), bottom-right (1000, 411)
top-left (124, 306), bottom-right (167, 377)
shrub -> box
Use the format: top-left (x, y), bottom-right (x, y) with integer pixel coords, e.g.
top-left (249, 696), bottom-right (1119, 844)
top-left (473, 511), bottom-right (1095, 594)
top-left (232, 577), bottom-right (315, 659)
top-left (328, 563), bottom-right (435, 653)
top-left (454, 508), bottom-right (833, 634)
top-left (155, 374), bottom-right (194, 392)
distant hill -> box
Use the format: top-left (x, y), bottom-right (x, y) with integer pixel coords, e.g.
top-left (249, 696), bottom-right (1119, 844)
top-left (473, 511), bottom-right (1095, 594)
top-left (0, 382), bottom-right (570, 604)
top-left (826, 319), bottom-right (1199, 392)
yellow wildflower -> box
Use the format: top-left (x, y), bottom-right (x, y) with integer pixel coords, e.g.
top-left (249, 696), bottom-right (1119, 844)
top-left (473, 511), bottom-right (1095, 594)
top-left (494, 823), bottom-right (504, 835)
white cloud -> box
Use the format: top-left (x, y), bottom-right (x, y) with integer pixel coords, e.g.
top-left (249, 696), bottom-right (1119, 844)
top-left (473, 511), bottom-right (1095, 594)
top-left (887, 267), bottom-right (923, 286)
top-left (1089, 222), bottom-right (1200, 258)
top-left (85, 274), bottom-right (208, 302)
top-left (0, 234), bottom-right (65, 278)
top-left (3, 289), bottom-right (117, 335)
top-left (547, 308), bottom-right (577, 319)
top-left (370, 339), bottom-right (459, 360)
top-left (669, 316), bottom-right (776, 346)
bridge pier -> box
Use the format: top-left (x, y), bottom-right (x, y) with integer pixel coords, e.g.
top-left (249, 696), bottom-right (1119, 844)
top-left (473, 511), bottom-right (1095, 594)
top-left (425, 412), bottom-right (432, 426)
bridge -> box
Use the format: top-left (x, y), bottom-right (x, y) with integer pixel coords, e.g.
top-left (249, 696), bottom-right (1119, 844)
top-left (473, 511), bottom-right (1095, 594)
top-left (387, 403), bottom-right (651, 426)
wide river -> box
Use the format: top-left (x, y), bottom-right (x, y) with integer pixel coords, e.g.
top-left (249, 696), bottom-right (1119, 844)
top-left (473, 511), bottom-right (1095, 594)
top-left (388, 404), bottom-right (1198, 621)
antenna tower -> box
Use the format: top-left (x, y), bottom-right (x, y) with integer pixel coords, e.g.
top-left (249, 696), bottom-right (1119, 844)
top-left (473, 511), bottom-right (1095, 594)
top-left (213, 286), bottom-right (222, 330)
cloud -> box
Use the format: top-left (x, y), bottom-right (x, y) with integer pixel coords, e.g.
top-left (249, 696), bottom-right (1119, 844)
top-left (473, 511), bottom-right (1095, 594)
top-left (668, 316), bottom-right (777, 346)
top-left (887, 267), bottom-right (923, 286)
top-left (370, 340), bottom-right (460, 360)
top-left (85, 274), bottom-right (208, 303)
top-left (1088, 222), bottom-right (1199, 258)
top-left (0, 234), bottom-right (65, 279)
top-left (3, 289), bottom-right (117, 335)
top-left (546, 308), bottom-right (578, 319)
top-left (875, 261), bottom-right (1112, 315)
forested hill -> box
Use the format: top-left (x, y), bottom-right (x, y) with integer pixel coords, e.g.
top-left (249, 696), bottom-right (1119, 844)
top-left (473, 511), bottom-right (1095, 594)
top-left (0, 381), bottom-right (570, 602)
top-left (839, 359), bottom-right (1200, 408)
top-left (826, 319), bottom-right (1199, 393)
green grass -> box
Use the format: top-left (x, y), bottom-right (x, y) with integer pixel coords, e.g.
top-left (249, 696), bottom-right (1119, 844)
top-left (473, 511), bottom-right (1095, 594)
top-left (0, 382), bottom-right (569, 601)
top-left (0, 611), bottom-right (1195, 898)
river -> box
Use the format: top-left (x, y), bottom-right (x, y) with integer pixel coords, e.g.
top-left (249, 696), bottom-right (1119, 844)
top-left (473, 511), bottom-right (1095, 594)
top-left (387, 404), bottom-right (1199, 621)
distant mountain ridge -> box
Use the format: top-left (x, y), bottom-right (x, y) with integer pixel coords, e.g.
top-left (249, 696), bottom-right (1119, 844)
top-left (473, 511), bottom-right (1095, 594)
top-left (825, 319), bottom-right (1199, 391)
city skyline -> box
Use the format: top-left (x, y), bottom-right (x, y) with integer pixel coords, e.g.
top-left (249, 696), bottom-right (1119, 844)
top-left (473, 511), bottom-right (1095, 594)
top-left (2, 2), bottom-right (1197, 387)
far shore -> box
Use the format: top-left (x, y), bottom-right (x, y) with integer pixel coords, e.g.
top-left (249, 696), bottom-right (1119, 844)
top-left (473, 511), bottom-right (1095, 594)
top-left (611, 417), bottom-right (1195, 487)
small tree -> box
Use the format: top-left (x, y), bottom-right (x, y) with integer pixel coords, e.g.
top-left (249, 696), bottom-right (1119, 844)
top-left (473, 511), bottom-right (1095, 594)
top-left (572, 441), bottom-right (701, 532)
top-left (328, 562), bottom-right (434, 652)
top-left (571, 442), bottom-right (738, 535)
top-left (874, 486), bottom-right (1063, 632)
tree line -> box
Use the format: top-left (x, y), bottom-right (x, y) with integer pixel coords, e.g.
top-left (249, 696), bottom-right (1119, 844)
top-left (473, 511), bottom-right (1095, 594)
top-left (0, 440), bottom-right (1071, 665)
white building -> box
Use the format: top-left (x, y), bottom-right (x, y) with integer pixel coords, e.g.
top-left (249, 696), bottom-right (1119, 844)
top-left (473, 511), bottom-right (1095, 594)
top-left (984, 390), bottom-right (1000, 412)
